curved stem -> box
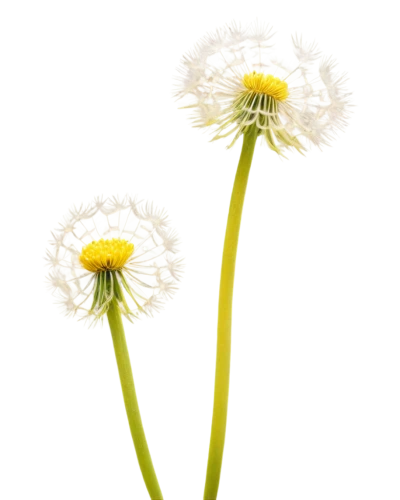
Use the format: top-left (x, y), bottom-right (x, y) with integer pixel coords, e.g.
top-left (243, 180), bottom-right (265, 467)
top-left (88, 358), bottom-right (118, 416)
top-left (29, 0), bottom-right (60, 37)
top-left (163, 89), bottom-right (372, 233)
top-left (107, 299), bottom-right (163, 500)
top-left (204, 125), bottom-right (258, 500)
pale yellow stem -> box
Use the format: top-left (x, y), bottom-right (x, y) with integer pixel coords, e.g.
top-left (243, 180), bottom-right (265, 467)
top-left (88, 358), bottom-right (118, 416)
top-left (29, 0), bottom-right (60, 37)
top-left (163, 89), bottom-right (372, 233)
top-left (107, 299), bottom-right (163, 500)
top-left (204, 125), bottom-right (258, 500)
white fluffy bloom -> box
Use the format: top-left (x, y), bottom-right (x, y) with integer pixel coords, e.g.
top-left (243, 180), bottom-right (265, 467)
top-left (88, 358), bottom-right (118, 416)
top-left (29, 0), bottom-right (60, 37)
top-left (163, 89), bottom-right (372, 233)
top-left (176, 21), bottom-right (351, 154)
top-left (46, 196), bottom-right (182, 323)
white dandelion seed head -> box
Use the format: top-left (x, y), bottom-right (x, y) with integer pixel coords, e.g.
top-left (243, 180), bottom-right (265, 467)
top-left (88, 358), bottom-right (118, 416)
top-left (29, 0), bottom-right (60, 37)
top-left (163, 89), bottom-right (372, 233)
top-left (176, 21), bottom-right (351, 155)
top-left (46, 196), bottom-right (182, 324)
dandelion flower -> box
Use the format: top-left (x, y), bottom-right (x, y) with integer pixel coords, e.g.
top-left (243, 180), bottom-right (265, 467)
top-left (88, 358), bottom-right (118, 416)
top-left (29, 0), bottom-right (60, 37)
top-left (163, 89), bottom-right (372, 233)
top-left (177, 22), bottom-right (350, 154)
top-left (46, 195), bottom-right (183, 500)
top-left (46, 195), bottom-right (182, 323)
top-left (176, 21), bottom-right (351, 500)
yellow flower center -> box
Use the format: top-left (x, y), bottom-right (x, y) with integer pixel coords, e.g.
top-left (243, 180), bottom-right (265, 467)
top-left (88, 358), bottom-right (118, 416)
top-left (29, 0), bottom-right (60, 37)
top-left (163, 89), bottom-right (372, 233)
top-left (242, 72), bottom-right (289, 101)
top-left (79, 238), bottom-right (134, 273)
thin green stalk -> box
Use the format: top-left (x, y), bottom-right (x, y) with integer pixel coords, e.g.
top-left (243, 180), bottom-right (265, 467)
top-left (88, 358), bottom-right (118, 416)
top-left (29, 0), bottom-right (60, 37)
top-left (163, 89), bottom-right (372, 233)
top-left (107, 299), bottom-right (163, 500)
top-left (204, 125), bottom-right (258, 500)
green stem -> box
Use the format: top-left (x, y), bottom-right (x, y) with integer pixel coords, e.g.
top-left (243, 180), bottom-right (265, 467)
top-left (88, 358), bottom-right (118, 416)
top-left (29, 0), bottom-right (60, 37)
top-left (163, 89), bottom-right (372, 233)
top-left (107, 299), bottom-right (163, 500)
top-left (204, 125), bottom-right (258, 500)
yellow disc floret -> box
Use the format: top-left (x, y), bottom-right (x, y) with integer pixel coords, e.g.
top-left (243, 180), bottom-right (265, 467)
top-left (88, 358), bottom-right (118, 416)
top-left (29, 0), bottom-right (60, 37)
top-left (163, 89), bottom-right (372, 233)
top-left (79, 238), bottom-right (134, 273)
top-left (242, 72), bottom-right (289, 101)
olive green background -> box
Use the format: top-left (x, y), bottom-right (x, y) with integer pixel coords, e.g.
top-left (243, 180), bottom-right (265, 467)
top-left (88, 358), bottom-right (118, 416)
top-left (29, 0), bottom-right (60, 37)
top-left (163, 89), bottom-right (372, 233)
top-left (0, 1), bottom-right (398, 499)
